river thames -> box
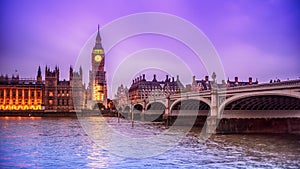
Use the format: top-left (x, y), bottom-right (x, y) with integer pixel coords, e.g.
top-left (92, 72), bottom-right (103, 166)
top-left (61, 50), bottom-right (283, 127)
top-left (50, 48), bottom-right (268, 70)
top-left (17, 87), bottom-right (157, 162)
top-left (0, 116), bottom-right (299, 168)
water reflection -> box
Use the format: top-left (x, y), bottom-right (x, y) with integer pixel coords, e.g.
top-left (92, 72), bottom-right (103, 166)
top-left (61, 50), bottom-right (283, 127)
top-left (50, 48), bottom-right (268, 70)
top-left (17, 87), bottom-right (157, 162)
top-left (0, 117), bottom-right (299, 168)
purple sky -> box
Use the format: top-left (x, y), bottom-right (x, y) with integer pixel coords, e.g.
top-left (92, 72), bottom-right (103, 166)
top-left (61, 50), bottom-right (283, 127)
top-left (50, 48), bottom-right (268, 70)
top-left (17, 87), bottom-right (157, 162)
top-left (1, 0), bottom-right (299, 87)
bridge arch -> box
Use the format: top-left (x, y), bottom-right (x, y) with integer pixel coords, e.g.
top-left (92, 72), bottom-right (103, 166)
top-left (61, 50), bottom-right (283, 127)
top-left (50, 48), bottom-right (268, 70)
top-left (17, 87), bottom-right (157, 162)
top-left (146, 101), bottom-right (166, 110)
top-left (170, 97), bottom-right (211, 111)
top-left (124, 105), bottom-right (130, 112)
top-left (170, 98), bottom-right (210, 112)
top-left (133, 104), bottom-right (143, 111)
top-left (219, 91), bottom-right (300, 112)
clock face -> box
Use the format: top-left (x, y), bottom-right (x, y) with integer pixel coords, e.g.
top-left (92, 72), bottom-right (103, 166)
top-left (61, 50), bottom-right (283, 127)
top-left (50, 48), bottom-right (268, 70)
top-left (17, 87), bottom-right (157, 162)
top-left (94, 55), bottom-right (102, 62)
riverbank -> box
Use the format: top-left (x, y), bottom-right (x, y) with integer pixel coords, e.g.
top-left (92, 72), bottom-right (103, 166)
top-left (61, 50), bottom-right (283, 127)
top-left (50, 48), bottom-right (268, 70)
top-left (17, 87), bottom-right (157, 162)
top-left (0, 110), bottom-right (118, 117)
top-left (1, 111), bottom-right (300, 134)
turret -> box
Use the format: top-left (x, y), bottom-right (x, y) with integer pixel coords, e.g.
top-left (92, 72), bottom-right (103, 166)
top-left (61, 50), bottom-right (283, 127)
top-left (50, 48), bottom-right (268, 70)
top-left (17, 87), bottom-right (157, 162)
top-left (55, 66), bottom-right (60, 82)
top-left (205, 76), bottom-right (209, 83)
top-left (79, 66), bottom-right (83, 77)
top-left (235, 77), bottom-right (238, 86)
top-left (249, 77), bottom-right (253, 84)
top-left (69, 66), bottom-right (73, 80)
top-left (37, 66), bottom-right (42, 84)
top-left (69, 66), bottom-right (73, 86)
top-left (142, 74), bottom-right (145, 81)
top-left (165, 75), bottom-right (170, 82)
top-left (152, 74), bottom-right (157, 82)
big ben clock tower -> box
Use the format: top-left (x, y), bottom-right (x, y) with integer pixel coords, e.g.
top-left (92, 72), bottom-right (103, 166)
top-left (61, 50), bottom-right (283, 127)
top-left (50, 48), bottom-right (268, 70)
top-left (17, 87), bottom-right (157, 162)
top-left (88, 25), bottom-right (107, 108)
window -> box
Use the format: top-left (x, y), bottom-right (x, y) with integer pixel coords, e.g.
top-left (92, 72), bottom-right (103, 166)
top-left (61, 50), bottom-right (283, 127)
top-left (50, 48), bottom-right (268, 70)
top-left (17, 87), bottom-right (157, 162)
top-left (12, 89), bottom-right (16, 97)
top-left (0, 89), bottom-right (3, 97)
top-left (49, 100), bottom-right (53, 105)
top-left (37, 92), bottom-right (40, 97)
top-left (31, 91), bottom-right (34, 97)
top-left (18, 90), bottom-right (22, 97)
top-left (49, 91), bottom-right (53, 97)
top-left (24, 90), bottom-right (28, 97)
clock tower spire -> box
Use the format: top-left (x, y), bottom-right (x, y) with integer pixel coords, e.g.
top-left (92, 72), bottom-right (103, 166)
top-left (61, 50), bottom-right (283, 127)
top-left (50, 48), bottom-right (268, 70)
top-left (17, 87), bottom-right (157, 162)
top-left (94, 24), bottom-right (103, 50)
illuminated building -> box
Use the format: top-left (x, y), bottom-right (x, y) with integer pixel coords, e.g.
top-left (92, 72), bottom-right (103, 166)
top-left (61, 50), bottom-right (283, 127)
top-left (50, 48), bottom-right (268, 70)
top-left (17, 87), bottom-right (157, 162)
top-left (0, 65), bottom-right (86, 112)
top-left (0, 26), bottom-right (104, 112)
top-left (0, 71), bottom-right (43, 111)
top-left (87, 25), bottom-right (107, 108)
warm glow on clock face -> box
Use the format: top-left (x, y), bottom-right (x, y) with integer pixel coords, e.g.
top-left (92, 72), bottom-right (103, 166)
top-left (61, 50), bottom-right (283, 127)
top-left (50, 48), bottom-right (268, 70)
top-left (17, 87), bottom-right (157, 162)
top-left (94, 55), bottom-right (102, 62)
top-left (93, 49), bottom-right (104, 54)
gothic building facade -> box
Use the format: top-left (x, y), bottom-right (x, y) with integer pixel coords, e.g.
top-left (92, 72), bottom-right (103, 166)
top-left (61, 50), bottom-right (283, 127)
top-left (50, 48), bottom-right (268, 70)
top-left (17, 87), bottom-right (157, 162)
top-left (44, 66), bottom-right (85, 112)
top-left (0, 65), bottom-right (86, 112)
top-left (0, 26), bottom-right (107, 112)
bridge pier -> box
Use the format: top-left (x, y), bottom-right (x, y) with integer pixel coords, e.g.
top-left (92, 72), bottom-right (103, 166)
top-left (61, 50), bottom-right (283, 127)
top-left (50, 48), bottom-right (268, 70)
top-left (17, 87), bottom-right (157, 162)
top-left (140, 101), bottom-right (146, 121)
top-left (140, 108), bottom-right (145, 121)
top-left (206, 88), bottom-right (220, 134)
top-left (205, 116), bottom-right (219, 134)
top-left (163, 96), bottom-right (170, 119)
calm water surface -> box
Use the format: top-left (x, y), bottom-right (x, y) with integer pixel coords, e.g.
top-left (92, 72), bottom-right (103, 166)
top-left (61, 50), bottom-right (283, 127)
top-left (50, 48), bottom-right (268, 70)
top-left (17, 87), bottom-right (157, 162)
top-left (0, 117), bottom-right (299, 168)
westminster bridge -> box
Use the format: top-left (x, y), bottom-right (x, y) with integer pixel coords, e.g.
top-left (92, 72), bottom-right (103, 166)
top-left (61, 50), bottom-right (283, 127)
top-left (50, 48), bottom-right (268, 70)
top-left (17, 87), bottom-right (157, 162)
top-left (118, 79), bottom-right (300, 133)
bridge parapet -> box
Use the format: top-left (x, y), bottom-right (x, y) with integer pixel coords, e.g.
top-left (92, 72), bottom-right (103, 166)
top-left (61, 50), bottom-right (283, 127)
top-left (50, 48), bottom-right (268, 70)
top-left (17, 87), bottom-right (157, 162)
top-left (226, 80), bottom-right (300, 91)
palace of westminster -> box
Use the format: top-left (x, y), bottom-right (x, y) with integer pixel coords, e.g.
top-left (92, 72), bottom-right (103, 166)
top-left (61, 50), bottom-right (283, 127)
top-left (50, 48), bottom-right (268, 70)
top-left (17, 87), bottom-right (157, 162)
top-left (0, 26), bottom-right (257, 112)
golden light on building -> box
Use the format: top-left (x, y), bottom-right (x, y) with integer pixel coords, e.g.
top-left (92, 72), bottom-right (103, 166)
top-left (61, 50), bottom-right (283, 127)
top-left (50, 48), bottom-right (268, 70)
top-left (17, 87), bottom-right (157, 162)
top-left (93, 84), bottom-right (104, 101)
top-left (0, 86), bottom-right (43, 111)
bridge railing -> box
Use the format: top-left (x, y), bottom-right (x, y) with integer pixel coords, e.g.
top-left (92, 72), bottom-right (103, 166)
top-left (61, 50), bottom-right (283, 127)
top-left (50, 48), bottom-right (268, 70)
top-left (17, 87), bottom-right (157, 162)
top-left (225, 79), bottom-right (300, 91)
top-left (120, 80), bottom-right (300, 106)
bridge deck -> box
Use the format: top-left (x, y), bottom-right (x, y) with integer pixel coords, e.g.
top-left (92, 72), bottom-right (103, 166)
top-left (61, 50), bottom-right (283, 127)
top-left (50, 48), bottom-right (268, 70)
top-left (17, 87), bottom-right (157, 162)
top-left (221, 110), bottom-right (300, 119)
top-left (129, 110), bottom-right (300, 119)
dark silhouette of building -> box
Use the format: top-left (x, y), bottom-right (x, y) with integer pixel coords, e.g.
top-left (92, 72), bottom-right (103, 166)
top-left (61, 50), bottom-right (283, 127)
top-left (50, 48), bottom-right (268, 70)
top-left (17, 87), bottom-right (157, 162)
top-left (125, 74), bottom-right (260, 101)
top-left (44, 66), bottom-right (85, 112)
top-left (128, 74), bottom-right (184, 101)
top-left (226, 77), bottom-right (258, 87)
